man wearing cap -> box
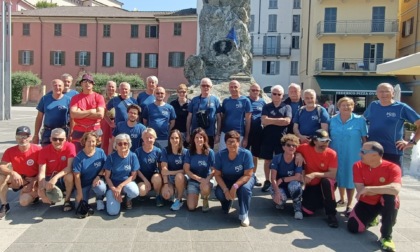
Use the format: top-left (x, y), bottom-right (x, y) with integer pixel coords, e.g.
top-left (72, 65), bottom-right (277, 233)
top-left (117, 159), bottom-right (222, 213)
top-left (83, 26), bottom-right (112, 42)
top-left (0, 126), bottom-right (42, 219)
top-left (38, 128), bottom-right (76, 211)
top-left (347, 141), bottom-right (401, 252)
top-left (69, 73), bottom-right (105, 152)
top-left (33, 79), bottom-right (71, 146)
top-left (296, 129), bottom-right (339, 228)
top-left (61, 73), bottom-right (79, 98)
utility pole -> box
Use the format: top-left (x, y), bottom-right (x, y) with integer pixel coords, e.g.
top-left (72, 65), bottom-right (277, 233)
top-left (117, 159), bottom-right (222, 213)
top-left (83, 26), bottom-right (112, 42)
top-left (0, 0), bottom-right (12, 120)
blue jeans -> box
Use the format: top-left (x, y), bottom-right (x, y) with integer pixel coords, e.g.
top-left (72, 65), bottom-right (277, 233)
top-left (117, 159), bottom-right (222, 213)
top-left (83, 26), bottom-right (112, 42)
top-left (81, 180), bottom-right (107, 202)
top-left (106, 181), bottom-right (139, 216)
top-left (271, 180), bottom-right (303, 212)
top-left (215, 176), bottom-right (255, 221)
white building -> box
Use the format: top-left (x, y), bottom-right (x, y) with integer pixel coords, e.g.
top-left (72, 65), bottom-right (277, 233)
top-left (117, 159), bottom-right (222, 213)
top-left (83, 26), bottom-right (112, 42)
top-left (13, 0), bottom-right (123, 11)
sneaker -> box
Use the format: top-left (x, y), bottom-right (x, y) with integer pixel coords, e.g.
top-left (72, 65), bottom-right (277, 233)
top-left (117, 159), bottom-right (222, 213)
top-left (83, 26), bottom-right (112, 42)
top-left (261, 180), bottom-right (271, 192)
top-left (275, 203), bottom-right (285, 210)
top-left (379, 237), bottom-right (396, 252)
top-left (294, 211), bottom-right (303, 220)
top-left (170, 199), bottom-right (183, 211)
top-left (344, 207), bottom-right (352, 217)
top-left (241, 216), bottom-right (250, 227)
top-left (0, 203), bottom-right (10, 219)
top-left (96, 200), bottom-right (105, 211)
top-left (202, 197), bottom-right (210, 212)
top-left (368, 216), bottom-right (380, 227)
top-left (336, 200), bottom-right (346, 207)
top-left (156, 195), bottom-right (164, 207)
top-left (327, 214), bottom-right (339, 228)
top-left (255, 178), bottom-right (262, 187)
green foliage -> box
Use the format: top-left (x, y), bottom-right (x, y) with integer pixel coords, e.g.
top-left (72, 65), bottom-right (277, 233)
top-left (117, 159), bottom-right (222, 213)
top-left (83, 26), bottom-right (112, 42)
top-left (76, 72), bottom-right (144, 93)
top-left (35, 1), bottom-right (58, 8)
top-left (12, 71), bottom-right (41, 105)
top-left (404, 122), bottom-right (417, 131)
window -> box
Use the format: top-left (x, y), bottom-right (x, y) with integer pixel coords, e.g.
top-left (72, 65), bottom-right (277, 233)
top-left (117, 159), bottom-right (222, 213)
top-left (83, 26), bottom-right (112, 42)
top-left (50, 51), bottom-right (65, 66)
top-left (293, 15), bottom-right (300, 32)
top-left (18, 50), bottom-right (33, 65)
top-left (126, 53), bottom-right (142, 68)
top-left (54, 24), bottom-right (62, 36)
top-left (372, 7), bottom-right (385, 32)
top-left (262, 61), bottom-right (280, 75)
top-left (269, 0), bottom-right (278, 9)
top-left (268, 15), bottom-right (277, 32)
top-left (75, 51), bottom-right (90, 66)
top-left (264, 36), bottom-right (280, 55)
top-left (249, 15), bottom-right (255, 32)
top-left (80, 24), bottom-right (87, 37)
top-left (174, 23), bottom-right (182, 36)
top-left (145, 53), bottom-right (158, 68)
top-left (291, 61), bottom-right (298, 75)
top-left (102, 52), bottom-right (114, 67)
top-left (168, 52), bottom-right (185, 67)
top-left (145, 25), bottom-right (159, 38)
top-left (292, 36), bottom-right (300, 49)
top-left (131, 25), bottom-right (139, 38)
top-left (23, 23), bottom-right (30, 36)
top-left (402, 17), bottom-right (414, 37)
top-left (103, 24), bottom-right (111, 37)
top-left (293, 0), bottom-right (301, 9)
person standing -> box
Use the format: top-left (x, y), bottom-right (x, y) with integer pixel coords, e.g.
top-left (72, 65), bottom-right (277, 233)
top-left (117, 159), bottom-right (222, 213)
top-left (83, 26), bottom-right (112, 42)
top-left (364, 83), bottom-right (420, 167)
top-left (245, 83), bottom-right (265, 186)
top-left (137, 75), bottom-right (158, 121)
top-left (347, 141), bottom-right (401, 252)
top-left (61, 73), bottom-right (79, 98)
top-left (69, 73), bottom-right (105, 152)
top-left (260, 85), bottom-right (292, 192)
top-left (106, 82), bottom-right (137, 125)
top-left (219, 80), bottom-right (252, 151)
top-left (142, 87), bottom-right (176, 149)
top-left (33, 79), bottom-right (71, 146)
top-left (329, 97), bottom-right (367, 215)
top-left (170, 84), bottom-right (191, 147)
top-left (186, 78), bottom-right (222, 149)
top-left (283, 83), bottom-right (304, 134)
top-left (101, 80), bottom-right (118, 154)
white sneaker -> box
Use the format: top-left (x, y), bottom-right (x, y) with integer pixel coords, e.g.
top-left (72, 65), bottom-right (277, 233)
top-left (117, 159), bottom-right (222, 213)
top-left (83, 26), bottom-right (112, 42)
top-left (96, 200), bottom-right (105, 211)
top-left (241, 217), bottom-right (250, 227)
top-left (294, 211), bottom-right (303, 220)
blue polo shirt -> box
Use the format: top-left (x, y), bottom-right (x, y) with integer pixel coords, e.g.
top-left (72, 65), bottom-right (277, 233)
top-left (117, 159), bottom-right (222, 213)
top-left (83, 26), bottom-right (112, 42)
top-left (107, 96), bottom-right (137, 124)
top-left (185, 149), bottom-right (215, 181)
top-left (36, 93), bottom-right (71, 128)
top-left (104, 151), bottom-right (139, 186)
top-left (161, 147), bottom-right (187, 171)
top-left (188, 95), bottom-right (221, 136)
top-left (270, 153), bottom-right (303, 179)
top-left (221, 96), bottom-right (252, 136)
top-left (292, 105), bottom-right (329, 136)
top-left (214, 148), bottom-right (253, 184)
top-left (143, 103), bottom-right (176, 140)
top-left (135, 146), bottom-right (162, 177)
top-left (247, 96), bottom-right (266, 128)
top-left (113, 121), bottom-right (146, 152)
top-left (73, 148), bottom-right (106, 187)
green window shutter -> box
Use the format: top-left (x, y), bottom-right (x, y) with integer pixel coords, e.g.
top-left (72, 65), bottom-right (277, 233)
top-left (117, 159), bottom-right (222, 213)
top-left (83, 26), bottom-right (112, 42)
top-left (145, 25), bottom-right (150, 38)
top-left (50, 51), bottom-right (54, 65)
top-left (61, 52), bottom-right (65, 66)
top-left (75, 51), bottom-right (79, 66)
top-left (110, 53), bottom-right (114, 67)
top-left (86, 52), bottom-right (91, 66)
top-left (126, 53), bottom-right (130, 67)
top-left (137, 53), bottom-right (142, 67)
top-left (168, 52), bottom-right (173, 67)
top-left (18, 50), bottom-right (22, 65)
top-left (145, 54), bottom-right (149, 67)
top-left (29, 51), bottom-right (34, 65)
top-left (181, 52), bottom-right (185, 66)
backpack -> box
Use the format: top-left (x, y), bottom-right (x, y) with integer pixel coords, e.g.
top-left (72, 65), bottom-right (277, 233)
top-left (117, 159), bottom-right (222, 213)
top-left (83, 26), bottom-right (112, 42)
top-left (75, 200), bottom-right (94, 219)
top-left (298, 105), bottom-right (322, 124)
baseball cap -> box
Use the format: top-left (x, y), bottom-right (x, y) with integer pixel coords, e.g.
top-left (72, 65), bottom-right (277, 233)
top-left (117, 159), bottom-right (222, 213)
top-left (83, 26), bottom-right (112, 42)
top-left (45, 185), bottom-right (63, 203)
top-left (80, 73), bottom-right (95, 84)
top-left (16, 126), bottom-right (31, 135)
top-left (314, 129), bottom-right (331, 142)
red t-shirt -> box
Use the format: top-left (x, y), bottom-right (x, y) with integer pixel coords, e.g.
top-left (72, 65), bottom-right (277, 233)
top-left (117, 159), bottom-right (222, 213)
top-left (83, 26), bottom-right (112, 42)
top-left (38, 141), bottom-right (76, 176)
top-left (353, 160), bottom-right (401, 205)
top-left (297, 143), bottom-right (338, 186)
top-left (70, 92), bottom-right (105, 132)
top-left (1, 144), bottom-right (42, 177)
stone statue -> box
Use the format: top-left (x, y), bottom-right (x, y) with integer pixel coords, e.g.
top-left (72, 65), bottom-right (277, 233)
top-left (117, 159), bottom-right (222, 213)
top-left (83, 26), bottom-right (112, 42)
top-left (184, 0), bottom-right (252, 84)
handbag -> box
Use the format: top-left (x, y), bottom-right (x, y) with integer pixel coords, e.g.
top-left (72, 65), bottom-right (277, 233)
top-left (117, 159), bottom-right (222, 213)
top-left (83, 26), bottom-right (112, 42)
top-left (75, 200), bottom-right (94, 218)
top-left (196, 95), bottom-right (211, 129)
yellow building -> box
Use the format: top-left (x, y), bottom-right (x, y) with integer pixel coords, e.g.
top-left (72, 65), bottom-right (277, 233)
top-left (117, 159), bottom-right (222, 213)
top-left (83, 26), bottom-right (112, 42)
top-left (300, 0), bottom-right (410, 113)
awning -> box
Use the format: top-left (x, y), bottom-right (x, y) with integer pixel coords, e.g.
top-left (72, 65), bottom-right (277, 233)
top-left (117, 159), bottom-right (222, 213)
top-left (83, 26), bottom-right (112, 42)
top-left (377, 52), bottom-right (420, 75)
top-left (315, 76), bottom-right (413, 96)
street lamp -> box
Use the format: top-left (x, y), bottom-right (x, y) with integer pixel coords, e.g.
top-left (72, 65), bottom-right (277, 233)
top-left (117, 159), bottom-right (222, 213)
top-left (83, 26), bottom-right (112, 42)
top-left (0, 0), bottom-right (11, 120)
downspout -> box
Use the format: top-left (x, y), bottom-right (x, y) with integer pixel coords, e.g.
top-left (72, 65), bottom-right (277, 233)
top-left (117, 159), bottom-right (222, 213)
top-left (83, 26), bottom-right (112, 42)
top-left (305, 0), bottom-right (311, 76)
top-left (39, 17), bottom-right (43, 81)
top-left (258, 0), bottom-right (261, 35)
top-left (95, 17), bottom-right (98, 73)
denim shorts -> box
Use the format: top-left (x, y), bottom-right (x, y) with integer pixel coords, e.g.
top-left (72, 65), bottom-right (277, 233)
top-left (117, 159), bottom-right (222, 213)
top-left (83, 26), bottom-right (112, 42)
top-left (187, 179), bottom-right (213, 195)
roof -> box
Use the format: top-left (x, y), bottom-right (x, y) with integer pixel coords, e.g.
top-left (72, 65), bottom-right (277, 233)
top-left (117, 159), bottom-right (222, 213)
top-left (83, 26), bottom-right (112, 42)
top-left (12, 6), bottom-right (195, 18)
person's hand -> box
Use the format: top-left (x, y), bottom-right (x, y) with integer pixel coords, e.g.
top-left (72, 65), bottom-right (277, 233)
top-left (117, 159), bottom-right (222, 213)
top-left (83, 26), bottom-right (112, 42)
top-left (92, 176), bottom-right (101, 187)
top-left (294, 153), bottom-right (305, 167)
top-left (299, 135), bottom-right (310, 144)
top-left (304, 173), bottom-right (315, 184)
top-left (396, 140), bottom-right (414, 151)
top-left (144, 180), bottom-right (152, 192)
top-left (229, 187), bottom-right (237, 200)
top-left (46, 177), bottom-right (57, 190)
top-left (161, 169), bottom-right (169, 176)
top-left (32, 135), bottom-right (40, 145)
top-left (112, 186), bottom-right (123, 202)
top-left (11, 171), bottom-right (24, 188)
top-left (241, 138), bottom-right (248, 148)
top-left (223, 187), bottom-right (233, 200)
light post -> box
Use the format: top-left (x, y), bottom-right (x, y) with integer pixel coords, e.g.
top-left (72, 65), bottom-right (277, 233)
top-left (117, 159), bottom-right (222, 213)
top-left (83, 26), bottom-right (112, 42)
top-left (0, 0), bottom-right (11, 120)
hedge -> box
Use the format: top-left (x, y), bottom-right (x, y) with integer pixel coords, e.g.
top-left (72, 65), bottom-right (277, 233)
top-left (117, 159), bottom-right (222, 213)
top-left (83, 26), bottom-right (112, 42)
top-left (12, 71), bottom-right (41, 105)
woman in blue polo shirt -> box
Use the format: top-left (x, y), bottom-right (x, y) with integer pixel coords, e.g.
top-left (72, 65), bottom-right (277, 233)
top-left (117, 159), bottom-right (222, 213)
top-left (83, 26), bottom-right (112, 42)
top-left (214, 130), bottom-right (255, 227)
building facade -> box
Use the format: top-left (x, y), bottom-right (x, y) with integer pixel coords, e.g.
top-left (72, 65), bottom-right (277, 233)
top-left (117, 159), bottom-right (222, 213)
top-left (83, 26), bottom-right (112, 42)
top-left (299, 0), bottom-right (407, 112)
top-left (12, 6), bottom-right (197, 89)
top-left (11, 0), bottom-right (123, 11)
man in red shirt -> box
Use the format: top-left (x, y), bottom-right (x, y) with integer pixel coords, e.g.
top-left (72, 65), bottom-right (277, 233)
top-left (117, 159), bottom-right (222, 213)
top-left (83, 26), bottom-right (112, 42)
top-left (38, 128), bottom-right (76, 212)
top-left (347, 141), bottom-right (401, 252)
top-left (69, 73), bottom-right (105, 152)
top-left (297, 129), bottom-right (338, 228)
top-left (0, 126), bottom-right (42, 219)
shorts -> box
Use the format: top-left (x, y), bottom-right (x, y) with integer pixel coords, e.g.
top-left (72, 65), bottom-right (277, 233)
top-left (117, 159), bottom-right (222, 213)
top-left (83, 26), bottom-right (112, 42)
top-left (135, 172), bottom-right (159, 183)
top-left (246, 125), bottom-right (263, 157)
top-left (187, 179), bottom-right (214, 195)
top-left (46, 175), bottom-right (66, 192)
top-left (259, 140), bottom-right (283, 160)
top-left (167, 174), bottom-right (188, 185)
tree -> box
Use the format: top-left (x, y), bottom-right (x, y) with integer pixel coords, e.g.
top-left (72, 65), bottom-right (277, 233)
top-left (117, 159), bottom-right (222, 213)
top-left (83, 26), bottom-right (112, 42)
top-left (36, 1), bottom-right (58, 8)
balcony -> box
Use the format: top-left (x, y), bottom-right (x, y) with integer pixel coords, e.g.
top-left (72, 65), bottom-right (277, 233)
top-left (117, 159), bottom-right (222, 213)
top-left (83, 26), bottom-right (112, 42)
top-left (250, 33), bottom-right (292, 57)
top-left (251, 46), bottom-right (291, 57)
top-left (316, 19), bottom-right (398, 37)
top-left (314, 58), bottom-right (395, 74)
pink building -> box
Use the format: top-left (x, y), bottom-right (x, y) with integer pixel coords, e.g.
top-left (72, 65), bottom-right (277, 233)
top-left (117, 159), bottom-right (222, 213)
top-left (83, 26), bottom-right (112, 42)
top-left (12, 6), bottom-right (197, 90)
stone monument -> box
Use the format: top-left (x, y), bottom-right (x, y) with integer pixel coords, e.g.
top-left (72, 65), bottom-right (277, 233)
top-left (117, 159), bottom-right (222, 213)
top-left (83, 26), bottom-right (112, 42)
top-left (184, 0), bottom-right (252, 85)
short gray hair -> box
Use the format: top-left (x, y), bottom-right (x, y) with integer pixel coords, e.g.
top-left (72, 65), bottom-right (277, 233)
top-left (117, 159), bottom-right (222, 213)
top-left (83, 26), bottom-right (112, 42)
top-left (51, 128), bottom-right (66, 137)
top-left (288, 83), bottom-right (301, 91)
top-left (271, 85), bottom-right (284, 94)
top-left (303, 89), bottom-right (316, 97)
top-left (147, 75), bottom-right (158, 84)
top-left (119, 82), bottom-right (131, 89)
top-left (113, 133), bottom-right (132, 150)
top-left (61, 73), bottom-right (73, 80)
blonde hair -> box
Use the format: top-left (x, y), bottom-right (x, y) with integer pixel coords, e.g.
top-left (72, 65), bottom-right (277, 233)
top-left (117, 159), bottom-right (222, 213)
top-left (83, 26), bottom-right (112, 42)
top-left (177, 83), bottom-right (188, 91)
top-left (337, 97), bottom-right (355, 108)
top-left (142, 127), bottom-right (157, 139)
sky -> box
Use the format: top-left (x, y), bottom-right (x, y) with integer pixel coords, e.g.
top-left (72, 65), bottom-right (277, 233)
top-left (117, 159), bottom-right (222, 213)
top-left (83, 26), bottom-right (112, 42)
top-left (121, 0), bottom-right (197, 11)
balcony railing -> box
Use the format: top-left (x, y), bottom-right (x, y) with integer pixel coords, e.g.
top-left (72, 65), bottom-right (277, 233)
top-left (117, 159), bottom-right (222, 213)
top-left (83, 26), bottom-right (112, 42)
top-left (251, 46), bottom-right (291, 57)
top-left (314, 58), bottom-right (395, 74)
top-left (316, 19), bottom-right (398, 37)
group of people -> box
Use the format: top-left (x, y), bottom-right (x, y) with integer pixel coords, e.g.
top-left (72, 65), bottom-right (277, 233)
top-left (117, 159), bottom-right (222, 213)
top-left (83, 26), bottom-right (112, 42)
top-left (0, 73), bottom-right (419, 252)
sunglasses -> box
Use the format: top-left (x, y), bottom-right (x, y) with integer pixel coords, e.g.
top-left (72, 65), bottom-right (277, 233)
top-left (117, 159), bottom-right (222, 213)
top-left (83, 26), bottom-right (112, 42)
top-left (52, 137), bottom-right (65, 142)
top-left (272, 93), bottom-right (282, 96)
top-left (16, 135), bottom-right (30, 139)
top-left (155, 92), bottom-right (164, 95)
top-left (117, 142), bottom-right (129, 147)
top-left (285, 143), bottom-right (297, 148)
top-left (250, 89), bottom-right (260, 92)
top-left (360, 149), bottom-right (377, 155)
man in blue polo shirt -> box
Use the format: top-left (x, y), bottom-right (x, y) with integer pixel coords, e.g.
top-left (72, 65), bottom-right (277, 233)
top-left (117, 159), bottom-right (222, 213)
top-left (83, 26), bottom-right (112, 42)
top-left (142, 87), bottom-right (176, 149)
top-left (219, 80), bottom-right (252, 150)
top-left (107, 82), bottom-right (137, 125)
top-left (137, 75), bottom-right (157, 121)
top-left (364, 83), bottom-right (420, 167)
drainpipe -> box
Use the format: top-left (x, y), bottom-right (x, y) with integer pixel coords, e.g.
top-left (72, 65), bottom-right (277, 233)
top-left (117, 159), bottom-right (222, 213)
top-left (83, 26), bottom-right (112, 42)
top-left (39, 17), bottom-right (43, 81)
top-left (305, 0), bottom-right (311, 76)
top-left (95, 17), bottom-right (98, 73)
top-left (258, 0), bottom-right (261, 35)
